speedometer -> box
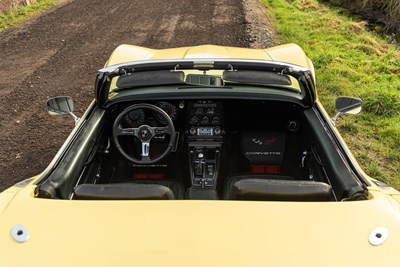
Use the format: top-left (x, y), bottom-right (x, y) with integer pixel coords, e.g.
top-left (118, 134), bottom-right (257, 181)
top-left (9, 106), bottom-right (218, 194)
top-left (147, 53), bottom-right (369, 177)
top-left (154, 102), bottom-right (177, 124)
top-left (123, 109), bottom-right (145, 127)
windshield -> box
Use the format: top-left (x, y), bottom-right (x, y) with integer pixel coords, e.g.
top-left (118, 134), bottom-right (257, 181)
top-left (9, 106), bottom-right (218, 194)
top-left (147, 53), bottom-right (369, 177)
top-left (109, 69), bottom-right (302, 94)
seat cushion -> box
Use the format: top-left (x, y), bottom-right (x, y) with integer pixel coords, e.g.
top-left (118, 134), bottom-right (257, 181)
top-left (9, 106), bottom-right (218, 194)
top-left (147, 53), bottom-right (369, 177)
top-left (224, 176), bottom-right (332, 201)
top-left (74, 183), bottom-right (176, 200)
top-left (223, 174), bottom-right (294, 198)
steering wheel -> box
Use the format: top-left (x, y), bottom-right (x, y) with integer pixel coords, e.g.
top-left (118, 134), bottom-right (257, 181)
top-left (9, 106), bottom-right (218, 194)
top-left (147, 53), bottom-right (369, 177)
top-left (113, 104), bottom-right (176, 164)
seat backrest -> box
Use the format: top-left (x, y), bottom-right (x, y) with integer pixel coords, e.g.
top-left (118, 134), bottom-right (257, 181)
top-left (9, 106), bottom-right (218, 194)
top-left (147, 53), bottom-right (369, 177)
top-left (74, 183), bottom-right (176, 200)
top-left (224, 177), bottom-right (332, 201)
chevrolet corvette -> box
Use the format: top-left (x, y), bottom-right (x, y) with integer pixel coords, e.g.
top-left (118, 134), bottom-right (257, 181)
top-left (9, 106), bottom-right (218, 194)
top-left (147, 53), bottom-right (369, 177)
top-left (1, 44), bottom-right (399, 266)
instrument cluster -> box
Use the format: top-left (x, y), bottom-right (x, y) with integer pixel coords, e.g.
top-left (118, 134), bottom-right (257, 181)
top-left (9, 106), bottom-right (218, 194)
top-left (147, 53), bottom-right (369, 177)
top-left (122, 102), bottom-right (178, 127)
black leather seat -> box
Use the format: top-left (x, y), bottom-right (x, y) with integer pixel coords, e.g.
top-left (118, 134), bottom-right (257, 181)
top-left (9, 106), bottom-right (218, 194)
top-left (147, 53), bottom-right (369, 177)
top-left (223, 175), bottom-right (333, 201)
top-left (74, 183), bottom-right (176, 200)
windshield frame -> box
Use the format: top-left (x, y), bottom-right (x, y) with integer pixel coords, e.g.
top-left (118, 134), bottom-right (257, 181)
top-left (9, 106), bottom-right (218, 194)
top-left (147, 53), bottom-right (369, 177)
top-left (95, 58), bottom-right (316, 107)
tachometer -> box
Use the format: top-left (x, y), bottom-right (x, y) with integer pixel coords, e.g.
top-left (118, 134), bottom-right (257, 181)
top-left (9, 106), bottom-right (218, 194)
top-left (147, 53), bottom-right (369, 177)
top-left (154, 102), bottom-right (177, 124)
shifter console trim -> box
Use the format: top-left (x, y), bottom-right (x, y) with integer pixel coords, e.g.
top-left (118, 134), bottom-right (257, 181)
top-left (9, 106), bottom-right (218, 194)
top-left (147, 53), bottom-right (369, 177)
top-left (189, 143), bottom-right (222, 188)
top-left (186, 100), bottom-right (224, 188)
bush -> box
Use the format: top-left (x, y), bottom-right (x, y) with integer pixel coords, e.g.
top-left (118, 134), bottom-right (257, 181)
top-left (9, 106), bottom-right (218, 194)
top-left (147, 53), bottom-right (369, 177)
top-left (323, 0), bottom-right (400, 38)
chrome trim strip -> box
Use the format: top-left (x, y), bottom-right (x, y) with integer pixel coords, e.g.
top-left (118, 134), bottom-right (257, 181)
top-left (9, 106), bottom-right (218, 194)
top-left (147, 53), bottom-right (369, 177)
top-left (98, 58), bottom-right (310, 74)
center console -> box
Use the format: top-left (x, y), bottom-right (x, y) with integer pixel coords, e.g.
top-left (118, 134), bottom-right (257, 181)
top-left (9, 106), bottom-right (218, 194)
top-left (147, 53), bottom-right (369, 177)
top-left (186, 101), bottom-right (223, 197)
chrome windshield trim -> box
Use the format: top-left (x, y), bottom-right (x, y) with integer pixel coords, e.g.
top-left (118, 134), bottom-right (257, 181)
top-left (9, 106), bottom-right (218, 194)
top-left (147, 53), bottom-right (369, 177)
top-left (98, 58), bottom-right (310, 74)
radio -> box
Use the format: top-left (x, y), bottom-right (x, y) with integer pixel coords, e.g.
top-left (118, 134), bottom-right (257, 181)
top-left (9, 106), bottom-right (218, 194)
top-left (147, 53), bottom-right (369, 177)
top-left (188, 126), bottom-right (222, 136)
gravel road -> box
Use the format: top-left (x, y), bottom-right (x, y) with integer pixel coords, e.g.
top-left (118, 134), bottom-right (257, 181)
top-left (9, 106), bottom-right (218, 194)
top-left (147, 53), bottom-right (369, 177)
top-left (0, 0), bottom-right (274, 190)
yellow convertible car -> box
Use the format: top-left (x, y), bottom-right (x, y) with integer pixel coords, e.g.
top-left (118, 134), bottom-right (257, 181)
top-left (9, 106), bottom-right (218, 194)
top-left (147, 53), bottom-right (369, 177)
top-left (1, 44), bottom-right (399, 266)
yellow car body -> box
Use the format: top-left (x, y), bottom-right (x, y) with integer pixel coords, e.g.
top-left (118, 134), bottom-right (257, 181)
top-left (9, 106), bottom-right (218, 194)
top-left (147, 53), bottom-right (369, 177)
top-left (105, 43), bottom-right (315, 74)
top-left (1, 44), bottom-right (399, 267)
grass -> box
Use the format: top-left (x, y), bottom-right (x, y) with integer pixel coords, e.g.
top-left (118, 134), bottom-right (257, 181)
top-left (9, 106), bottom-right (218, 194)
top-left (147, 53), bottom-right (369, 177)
top-left (261, 0), bottom-right (400, 189)
top-left (0, 0), bottom-right (59, 31)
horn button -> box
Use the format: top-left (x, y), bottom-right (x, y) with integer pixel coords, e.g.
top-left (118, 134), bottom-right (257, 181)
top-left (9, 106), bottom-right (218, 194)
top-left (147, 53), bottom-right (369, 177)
top-left (138, 126), bottom-right (153, 141)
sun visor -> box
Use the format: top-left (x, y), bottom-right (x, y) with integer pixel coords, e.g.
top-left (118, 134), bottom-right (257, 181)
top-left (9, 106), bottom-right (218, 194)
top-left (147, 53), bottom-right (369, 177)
top-left (116, 70), bottom-right (185, 88)
top-left (241, 131), bottom-right (286, 165)
top-left (223, 70), bottom-right (292, 85)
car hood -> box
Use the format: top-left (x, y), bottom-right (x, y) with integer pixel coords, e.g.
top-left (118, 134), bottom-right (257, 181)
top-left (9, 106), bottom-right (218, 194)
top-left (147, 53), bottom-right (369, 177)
top-left (105, 43), bottom-right (315, 73)
top-left (1, 186), bottom-right (399, 267)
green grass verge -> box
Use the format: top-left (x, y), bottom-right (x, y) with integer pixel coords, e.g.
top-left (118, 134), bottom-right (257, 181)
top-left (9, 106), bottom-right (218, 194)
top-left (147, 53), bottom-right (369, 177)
top-left (261, 0), bottom-right (400, 188)
top-left (0, 0), bottom-right (59, 31)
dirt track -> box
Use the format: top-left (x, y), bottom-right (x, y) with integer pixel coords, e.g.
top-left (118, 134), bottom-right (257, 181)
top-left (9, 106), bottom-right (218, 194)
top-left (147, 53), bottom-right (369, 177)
top-left (0, 0), bottom-right (274, 191)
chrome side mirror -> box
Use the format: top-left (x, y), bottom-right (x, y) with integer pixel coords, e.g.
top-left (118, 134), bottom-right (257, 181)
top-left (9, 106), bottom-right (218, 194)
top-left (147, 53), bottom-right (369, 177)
top-left (47, 96), bottom-right (79, 124)
top-left (332, 96), bottom-right (362, 126)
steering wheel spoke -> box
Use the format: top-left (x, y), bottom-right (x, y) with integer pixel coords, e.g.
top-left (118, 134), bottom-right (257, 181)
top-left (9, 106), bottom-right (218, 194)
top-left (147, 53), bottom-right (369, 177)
top-left (152, 126), bottom-right (170, 135)
top-left (141, 141), bottom-right (150, 157)
top-left (115, 126), bottom-right (138, 136)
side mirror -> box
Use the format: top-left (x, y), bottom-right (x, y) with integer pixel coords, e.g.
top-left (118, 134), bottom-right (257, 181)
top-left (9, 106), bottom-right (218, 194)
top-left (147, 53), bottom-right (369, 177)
top-left (332, 96), bottom-right (362, 126)
top-left (47, 96), bottom-right (79, 124)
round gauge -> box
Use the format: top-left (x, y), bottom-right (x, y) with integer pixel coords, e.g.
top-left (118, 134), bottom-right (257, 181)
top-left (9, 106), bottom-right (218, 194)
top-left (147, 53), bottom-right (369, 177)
top-left (154, 102), bottom-right (178, 124)
top-left (212, 116), bottom-right (220, 125)
top-left (123, 109), bottom-right (145, 127)
top-left (190, 116), bottom-right (199, 125)
top-left (195, 108), bottom-right (204, 116)
top-left (201, 116), bottom-right (209, 124)
top-left (206, 108), bottom-right (215, 115)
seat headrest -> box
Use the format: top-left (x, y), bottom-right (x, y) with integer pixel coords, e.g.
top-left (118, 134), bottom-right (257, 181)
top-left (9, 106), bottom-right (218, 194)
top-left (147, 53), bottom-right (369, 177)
top-left (74, 183), bottom-right (176, 200)
top-left (224, 178), bottom-right (332, 201)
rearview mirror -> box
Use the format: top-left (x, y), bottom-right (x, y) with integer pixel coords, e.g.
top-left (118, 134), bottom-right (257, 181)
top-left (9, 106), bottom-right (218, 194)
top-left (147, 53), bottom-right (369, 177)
top-left (185, 74), bottom-right (224, 87)
top-left (332, 96), bottom-right (362, 126)
top-left (47, 96), bottom-right (79, 124)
